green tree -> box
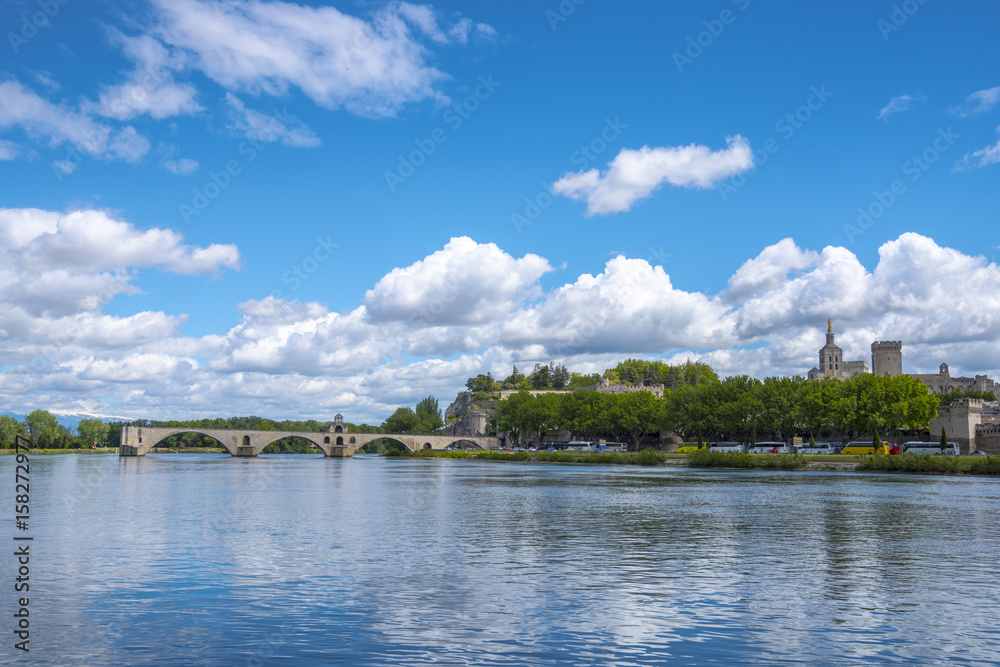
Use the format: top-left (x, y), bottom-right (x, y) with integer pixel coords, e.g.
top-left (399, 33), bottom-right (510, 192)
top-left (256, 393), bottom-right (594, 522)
top-left (77, 418), bottom-right (110, 447)
top-left (551, 365), bottom-right (571, 389)
top-left (24, 409), bottom-right (58, 447)
top-left (0, 415), bottom-right (22, 447)
top-left (501, 365), bottom-right (529, 390)
top-left (529, 364), bottom-right (552, 389)
top-left (382, 407), bottom-right (421, 434)
top-left (567, 372), bottom-right (601, 389)
top-left (466, 373), bottom-right (497, 394)
top-left (415, 396), bottom-right (444, 432)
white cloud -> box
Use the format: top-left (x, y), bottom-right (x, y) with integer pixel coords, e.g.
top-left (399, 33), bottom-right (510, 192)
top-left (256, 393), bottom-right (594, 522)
top-left (90, 31), bottom-right (203, 121)
top-left (0, 139), bottom-right (20, 160)
top-left (224, 93), bottom-right (320, 147)
top-left (878, 94), bottom-right (915, 120)
top-left (161, 157), bottom-right (199, 174)
top-left (0, 80), bottom-right (151, 163)
top-left (949, 86), bottom-right (1000, 118)
top-left (499, 255), bottom-right (735, 354)
top-left (552, 135), bottom-right (754, 215)
top-left (364, 237), bottom-right (552, 325)
top-left (3, 231), bottom-right (1000, 424)
top-left (955, 126), bottom-right (1000, 170)
top-left (146, 0), bottom-right (489, 117)
top-left (724, 238), bottom-right (820, 304)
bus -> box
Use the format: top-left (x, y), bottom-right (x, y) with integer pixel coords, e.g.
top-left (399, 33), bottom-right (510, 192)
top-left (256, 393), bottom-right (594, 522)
top-left (750, 442), bottom-right (789, 454)
top-left (901, 441), bottom-right (960, 455)
top-left (840, 441), bottom-right (890, 455)
top-left (708, 442), bottom-right (746, 453)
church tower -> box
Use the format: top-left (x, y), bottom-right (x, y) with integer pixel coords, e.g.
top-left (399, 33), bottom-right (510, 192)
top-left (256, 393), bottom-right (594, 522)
top-left (819, 319), bottom-right (844, 378)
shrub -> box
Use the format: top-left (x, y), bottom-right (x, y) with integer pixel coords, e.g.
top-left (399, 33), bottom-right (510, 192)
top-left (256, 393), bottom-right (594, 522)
top-left (634, 447), bottom-right (666, 466)
top-left (969, 455), bottom-right (1000, 476)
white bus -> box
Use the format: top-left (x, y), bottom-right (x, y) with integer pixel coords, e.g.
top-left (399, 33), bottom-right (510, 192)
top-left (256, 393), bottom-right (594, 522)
top-left (708, 441), bottom-right (746, 453)
top-left (750, 441), bottom-right (790, 454)
top-left (901, 441), bottom-right (960, 455)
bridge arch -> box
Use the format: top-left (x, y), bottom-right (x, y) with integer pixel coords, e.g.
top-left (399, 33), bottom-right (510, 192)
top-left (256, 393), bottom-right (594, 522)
top-left (445, 438), bottom-right (487, 450)
top-left (257, 433), bottom-right (329, 454)
top-left (135, 428), bottom-right (234, 455)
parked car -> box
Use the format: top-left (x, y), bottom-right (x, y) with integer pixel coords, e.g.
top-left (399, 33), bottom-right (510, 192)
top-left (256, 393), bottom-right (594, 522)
top-left (972, 450), bottom-right (988, 456)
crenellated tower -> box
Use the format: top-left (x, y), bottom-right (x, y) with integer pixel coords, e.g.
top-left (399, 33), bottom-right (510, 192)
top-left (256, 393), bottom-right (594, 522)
top-left (871, 340), bottom-right (903, 377)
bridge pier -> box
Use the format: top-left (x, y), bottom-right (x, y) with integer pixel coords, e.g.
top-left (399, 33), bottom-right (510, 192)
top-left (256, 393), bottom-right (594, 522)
top-left (236, 446), bottom-right (258, 457)
top-left (326, 446), bottom-right (351, 458)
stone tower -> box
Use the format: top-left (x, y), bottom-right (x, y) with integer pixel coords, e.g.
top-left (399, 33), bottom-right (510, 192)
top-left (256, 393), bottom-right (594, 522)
top-left (819, 319), bottom-right (844, 378)
top-left (871, 340), bottom-right (903, 377)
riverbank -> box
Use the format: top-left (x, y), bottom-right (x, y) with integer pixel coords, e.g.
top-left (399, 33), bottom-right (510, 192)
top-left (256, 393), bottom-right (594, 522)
top-left (0, 447), bottom-right (118, 455)
top-left (407, 449), bottom-right (1000, 475)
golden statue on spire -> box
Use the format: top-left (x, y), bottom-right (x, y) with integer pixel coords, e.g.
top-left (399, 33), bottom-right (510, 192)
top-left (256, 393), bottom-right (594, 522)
top-left (828, 318), bottom-right (832, 333)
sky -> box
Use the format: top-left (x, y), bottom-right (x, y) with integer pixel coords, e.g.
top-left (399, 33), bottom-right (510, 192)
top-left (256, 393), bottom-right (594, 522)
top-left (1, 0), bottom-right (999, 424)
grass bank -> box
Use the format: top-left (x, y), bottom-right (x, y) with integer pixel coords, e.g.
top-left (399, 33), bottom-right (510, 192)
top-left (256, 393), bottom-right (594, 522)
top-left (856, 454), bottom-right (1000, 475)
top-left (410, 448), bottom-right (669, 465)
top-left (685, 449), bottom-right (807, 470)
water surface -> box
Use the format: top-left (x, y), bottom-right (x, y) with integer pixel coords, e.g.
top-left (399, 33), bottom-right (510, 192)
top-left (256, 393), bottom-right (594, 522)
top-left (2, 454), bottom-right (998, 665)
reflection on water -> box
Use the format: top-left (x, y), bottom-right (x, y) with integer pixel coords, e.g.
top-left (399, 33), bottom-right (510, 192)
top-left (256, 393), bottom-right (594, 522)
top-left (2, 455), bottom-right (999, 665)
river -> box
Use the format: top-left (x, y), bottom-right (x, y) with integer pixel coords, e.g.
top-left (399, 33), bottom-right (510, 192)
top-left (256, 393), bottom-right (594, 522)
top-left (2, 453), bottom-right (999, 665)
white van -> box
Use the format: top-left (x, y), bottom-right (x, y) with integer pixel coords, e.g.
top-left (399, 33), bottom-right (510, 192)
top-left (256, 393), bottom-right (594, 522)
top-left (708, 441), bottom-right (746, 453)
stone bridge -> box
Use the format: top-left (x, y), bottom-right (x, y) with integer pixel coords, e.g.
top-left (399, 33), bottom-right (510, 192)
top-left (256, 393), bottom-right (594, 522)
top-left (119, 425), bottom-right (498, 457)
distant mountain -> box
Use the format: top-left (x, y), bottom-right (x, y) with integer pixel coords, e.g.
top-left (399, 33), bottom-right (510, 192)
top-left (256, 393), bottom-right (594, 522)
top-left (1, 410), bottom-right (132, 432)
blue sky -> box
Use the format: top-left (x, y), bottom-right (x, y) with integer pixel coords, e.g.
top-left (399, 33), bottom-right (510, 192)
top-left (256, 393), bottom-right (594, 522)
top-left (1, 0), bottom-right (999, 423)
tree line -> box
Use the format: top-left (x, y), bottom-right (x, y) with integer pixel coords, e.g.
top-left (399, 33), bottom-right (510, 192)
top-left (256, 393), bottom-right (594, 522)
top-left (491, 373), bottom-right (942, 447)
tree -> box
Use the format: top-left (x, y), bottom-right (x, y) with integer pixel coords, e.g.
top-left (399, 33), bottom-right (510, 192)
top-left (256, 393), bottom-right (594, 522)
top-left (529, 364), bottom-right (552, 389)
top-left (77, 419), bottom-right (109, 447)
top-left (0, 415), bottom-right (22, 447)
top-left (382, 407), bottom-right (421, 434)
top-left (568, 372), bottom-right (601, 389)
top-left (24, 409), bottom-right (58, 447)
top-left (940, 427), bottom-right (948, 454)
top-left (551, 365), bottom-right (571, 389)
top-left (415, 396), bottom-right (444, 432)
top-left (466, 373), bottom-right (497, 394)
top-left (501, 365), bottom-right (529, 390)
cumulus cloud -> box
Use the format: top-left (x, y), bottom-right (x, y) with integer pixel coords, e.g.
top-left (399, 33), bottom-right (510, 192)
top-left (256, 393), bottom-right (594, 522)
top-left (948, 86), bottom-right (1000, 118)
top-left (878, 94), bottom-right (916, 120)
top-left (364, 237), bottom-right (552, 325)
top-left (552, 135), bottom-right (754, 215)
top-left (3, 231), bottom-right (1000, 424)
